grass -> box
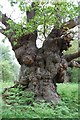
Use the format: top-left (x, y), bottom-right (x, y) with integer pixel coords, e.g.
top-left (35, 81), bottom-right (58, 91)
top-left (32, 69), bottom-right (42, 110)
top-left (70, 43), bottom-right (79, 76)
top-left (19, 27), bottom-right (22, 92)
top-left (0, 82), bottom-right (79, 119)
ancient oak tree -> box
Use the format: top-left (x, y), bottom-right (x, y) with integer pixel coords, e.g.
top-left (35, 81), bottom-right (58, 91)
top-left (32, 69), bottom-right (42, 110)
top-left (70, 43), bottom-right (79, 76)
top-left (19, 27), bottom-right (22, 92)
top-left (0, 1), bottom-right (80, 103)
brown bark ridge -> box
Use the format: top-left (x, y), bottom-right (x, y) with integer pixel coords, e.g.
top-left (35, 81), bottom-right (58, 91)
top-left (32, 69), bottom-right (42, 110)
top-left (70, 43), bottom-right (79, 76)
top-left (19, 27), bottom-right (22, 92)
top-left (0, 3), bottom-right (80, 103)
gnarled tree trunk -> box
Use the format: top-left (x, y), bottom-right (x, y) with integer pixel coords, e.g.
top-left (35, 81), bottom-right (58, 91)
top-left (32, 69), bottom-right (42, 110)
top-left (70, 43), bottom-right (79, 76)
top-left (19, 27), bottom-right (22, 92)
top-left (18, 28), bottom-right (62, 102)
top-left (0, 2), bottom-right (80, 103)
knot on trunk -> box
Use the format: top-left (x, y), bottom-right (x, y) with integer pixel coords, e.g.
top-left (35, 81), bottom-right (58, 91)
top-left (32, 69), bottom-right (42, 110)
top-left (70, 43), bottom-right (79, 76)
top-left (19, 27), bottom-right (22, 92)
top-left (22, 55), bottom-right (34, 65)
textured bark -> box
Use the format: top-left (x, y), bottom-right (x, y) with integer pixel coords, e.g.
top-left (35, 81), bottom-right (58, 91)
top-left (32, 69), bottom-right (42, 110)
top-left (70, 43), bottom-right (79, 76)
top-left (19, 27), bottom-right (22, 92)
top-left (0, 6), bottom-right (80, 103)
top-left (18, 28), bottom-right (69, 102)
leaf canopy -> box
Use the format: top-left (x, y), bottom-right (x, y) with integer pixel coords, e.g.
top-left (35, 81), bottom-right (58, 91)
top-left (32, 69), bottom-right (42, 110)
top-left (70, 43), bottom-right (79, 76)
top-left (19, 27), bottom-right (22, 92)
top-left (0, 0), bottom-right (80, 38)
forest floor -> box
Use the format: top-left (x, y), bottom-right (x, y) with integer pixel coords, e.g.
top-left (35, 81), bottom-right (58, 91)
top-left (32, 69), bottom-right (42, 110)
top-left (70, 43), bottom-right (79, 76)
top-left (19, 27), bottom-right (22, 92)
top-left (0, 82), bottom-right (79, 119)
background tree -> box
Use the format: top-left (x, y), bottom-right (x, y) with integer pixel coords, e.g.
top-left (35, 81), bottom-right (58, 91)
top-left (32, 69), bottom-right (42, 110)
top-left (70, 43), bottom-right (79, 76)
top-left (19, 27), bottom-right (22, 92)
top-left (0, 44), bottom-right (20, 82)
top-left (64, 39), bottom-right (80, 83)
top-left (0, 0), bottom-right (80, 103)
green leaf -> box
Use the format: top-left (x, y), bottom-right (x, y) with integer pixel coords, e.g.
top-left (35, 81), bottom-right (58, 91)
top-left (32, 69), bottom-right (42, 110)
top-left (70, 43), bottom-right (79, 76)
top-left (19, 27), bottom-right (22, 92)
top-left (13, 41), bottom-right (17, 46)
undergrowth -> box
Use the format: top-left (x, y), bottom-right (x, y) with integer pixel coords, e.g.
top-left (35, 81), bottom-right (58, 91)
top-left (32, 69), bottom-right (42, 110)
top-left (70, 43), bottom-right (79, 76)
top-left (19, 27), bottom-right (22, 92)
top-left (0, 82), bottom-right (79, 119)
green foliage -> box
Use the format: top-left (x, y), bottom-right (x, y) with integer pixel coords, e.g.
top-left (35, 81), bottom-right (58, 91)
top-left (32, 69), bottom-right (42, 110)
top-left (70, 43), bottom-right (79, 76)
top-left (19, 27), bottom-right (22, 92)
top-left (1, 82), bottom-right (79, 118)
top-left (64, 39), bottom-right (79, 83)
top-left (0, 45), bottom-right (11, 61)
top-left (2, 86), bottom-right (35, 105)
top-left (0, 45), bottom-right (13, 82)
top-left (0, 44), bottom-right (20, 82)
top-left (68, 67), bottom-right (79, 83)
top-left (5, 0), bottom-right (80, 39)
top-left (5, 20), bottom-right (27, 39)
top-left (0, 61), bottom-right (14, 82)
top-left (64, 40), bottom-right (78, 54)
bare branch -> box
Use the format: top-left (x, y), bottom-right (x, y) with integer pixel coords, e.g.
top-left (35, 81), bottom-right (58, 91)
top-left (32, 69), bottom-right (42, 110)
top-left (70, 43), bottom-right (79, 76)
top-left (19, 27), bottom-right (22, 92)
top-left (0, 28), bottom-right (5, 34)
top-left (62, 17), bottom-right (80, 29)
top-left (0, 11), bottom-right (17, 39)
top-left (26, 2), bottom-right (36, 22)
top-left (0, 11), bottom-right (10, 28)
top-left (68, 60), bottom-right (80, 68)
top-left (65, 51), bottom-right (80, 62)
